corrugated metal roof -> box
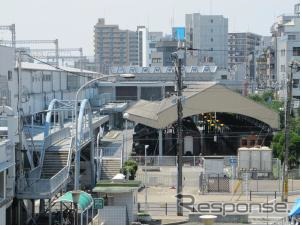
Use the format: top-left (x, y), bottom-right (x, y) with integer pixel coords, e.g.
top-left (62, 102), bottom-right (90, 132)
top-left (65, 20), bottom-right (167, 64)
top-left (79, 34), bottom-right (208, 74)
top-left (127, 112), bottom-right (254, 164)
top-left (125, 83), bottom-right (279, 129)
top-left (16, 62), bottom-right (98, 74)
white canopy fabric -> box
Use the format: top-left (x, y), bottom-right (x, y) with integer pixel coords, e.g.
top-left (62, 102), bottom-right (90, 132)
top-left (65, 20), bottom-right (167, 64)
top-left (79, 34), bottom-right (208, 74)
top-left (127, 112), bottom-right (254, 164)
top-left (125, 83), bottom-right (279, 129)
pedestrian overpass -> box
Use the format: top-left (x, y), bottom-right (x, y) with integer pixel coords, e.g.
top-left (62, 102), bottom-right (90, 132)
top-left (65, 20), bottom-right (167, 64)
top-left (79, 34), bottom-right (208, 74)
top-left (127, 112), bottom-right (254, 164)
top-left (17, 99), bottom-right (109, 200)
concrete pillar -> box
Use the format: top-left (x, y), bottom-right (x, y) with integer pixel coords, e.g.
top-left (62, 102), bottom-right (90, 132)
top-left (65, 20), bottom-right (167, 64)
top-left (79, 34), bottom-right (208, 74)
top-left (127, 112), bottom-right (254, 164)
top-left (90, 137), bottom-right (95, 187)
top-left (39, 199), bottom-right (45, 213)
top-left (137, 86), bottom-right (141, 100)
top-left (31, 199), bottom-right (35, 219)
top-left (48, 199), bottom-right (51, 225)
top-left (159, 129), bottom-right (163, 157)
top-left (17, 200), bottom-right (21, 225)
top-left (161, 86), bottom-right (165, 99)
top-left (112, 86), bottom-right (116, 101)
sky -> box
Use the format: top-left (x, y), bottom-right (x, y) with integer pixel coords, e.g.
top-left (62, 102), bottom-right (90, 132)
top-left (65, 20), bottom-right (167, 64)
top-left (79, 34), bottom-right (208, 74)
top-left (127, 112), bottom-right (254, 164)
top-left (0, 0), bottom-right (298, 56)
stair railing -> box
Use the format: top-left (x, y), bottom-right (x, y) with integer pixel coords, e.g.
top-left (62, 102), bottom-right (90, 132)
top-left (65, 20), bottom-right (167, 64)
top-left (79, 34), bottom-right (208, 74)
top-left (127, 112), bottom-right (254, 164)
top-left (39, 127), bottom-right (71, 178)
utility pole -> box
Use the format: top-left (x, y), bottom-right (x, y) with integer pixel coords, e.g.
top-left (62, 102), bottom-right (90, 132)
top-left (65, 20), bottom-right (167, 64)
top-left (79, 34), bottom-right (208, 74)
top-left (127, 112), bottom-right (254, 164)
top-left (17, 50), bottom-right (23, 225)
top-left (282, 61), bottom-right (299, 202)
top-left (173, 42), bottom-right (185, 216)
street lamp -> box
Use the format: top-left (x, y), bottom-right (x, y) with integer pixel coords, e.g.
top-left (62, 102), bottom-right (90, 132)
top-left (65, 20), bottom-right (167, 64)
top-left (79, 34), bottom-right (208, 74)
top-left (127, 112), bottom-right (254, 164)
top-left (123, 112), bottom-right (129, 162)
top-left (71, 190), bottom-right (81, 225)
top-left (144, 145), bottom-right (149, 211)
top-left (96, 127), bottom-right (103, 182)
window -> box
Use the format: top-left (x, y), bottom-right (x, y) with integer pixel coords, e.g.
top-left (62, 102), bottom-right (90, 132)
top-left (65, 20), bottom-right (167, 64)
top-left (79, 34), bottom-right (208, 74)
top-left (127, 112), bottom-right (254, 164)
top-left (281, 65), bottom-right (285, 72)
top-left (288, 35), bottom-right (296, 40)
top-left (7, 71), bottom-right (12, 81)
top-left (249, 140), bottom-right (255, 146)
top-left (210, 19), bottom-right (214, 23)
top-left (152, 58), bottom-right (162, 63)
top-left (210, 38), bottom-right (213, 42)
top-left (67, 74), bottom-right (80, 90)
top-left (221, 75), bottom-right (227, 80)
top-left (293, 47), bottom-right (300, 56)
top-left (241, 139), bottom-right (247, 146)
top-left (293, 79), bottom-right (299, 88)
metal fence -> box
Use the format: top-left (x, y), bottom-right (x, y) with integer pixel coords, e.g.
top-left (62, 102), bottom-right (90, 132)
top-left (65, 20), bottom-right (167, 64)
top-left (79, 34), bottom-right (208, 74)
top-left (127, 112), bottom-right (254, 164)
top-left (137, 202), bottom-right (192, 216)
top-left (129, 156), bottom-right (204, 167)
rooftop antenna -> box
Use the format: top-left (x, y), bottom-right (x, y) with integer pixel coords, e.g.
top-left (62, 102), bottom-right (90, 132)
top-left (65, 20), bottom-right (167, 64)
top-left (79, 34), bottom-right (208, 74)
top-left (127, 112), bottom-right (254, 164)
top-left (172, 7), bottom-right (175, 27)
top-left (147, 14), bottom-right (150, 31)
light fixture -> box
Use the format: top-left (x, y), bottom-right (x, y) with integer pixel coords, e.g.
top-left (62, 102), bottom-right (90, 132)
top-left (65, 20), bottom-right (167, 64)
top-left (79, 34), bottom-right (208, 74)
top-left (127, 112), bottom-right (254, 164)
top-left (71, 190), bottom-right (81, 204)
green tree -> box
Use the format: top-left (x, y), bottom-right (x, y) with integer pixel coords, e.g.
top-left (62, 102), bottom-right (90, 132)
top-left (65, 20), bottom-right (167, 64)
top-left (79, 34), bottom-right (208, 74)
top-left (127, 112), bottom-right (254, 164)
top-left (249, 91), bottom-right (299, 168)
top-left (271, 126), bottom-right (300, 169)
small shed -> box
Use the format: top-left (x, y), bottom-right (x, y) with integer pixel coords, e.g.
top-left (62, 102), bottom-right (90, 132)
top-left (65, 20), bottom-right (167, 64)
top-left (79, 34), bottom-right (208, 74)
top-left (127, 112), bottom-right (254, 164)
top-left (92, 180), bottom-right (141, 225)
top-left (55, 191), bottom-right (93, 225)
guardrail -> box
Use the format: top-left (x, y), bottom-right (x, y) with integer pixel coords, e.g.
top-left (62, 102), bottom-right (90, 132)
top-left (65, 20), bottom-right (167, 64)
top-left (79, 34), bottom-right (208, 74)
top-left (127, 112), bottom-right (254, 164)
top-left (21, 167), bottom-right (69, 196)
top-left (100, 146), bottom-right (122, 158)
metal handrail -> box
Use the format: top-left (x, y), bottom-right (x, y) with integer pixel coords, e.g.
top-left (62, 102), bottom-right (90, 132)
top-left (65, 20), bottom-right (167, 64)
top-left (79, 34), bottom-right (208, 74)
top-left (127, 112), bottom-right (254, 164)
top-left (67, 136), bottom-right (75, 170)
top-left (20, 135), bottom-right (74, 195)
top-left (39, 127), bottom-right (71, 175)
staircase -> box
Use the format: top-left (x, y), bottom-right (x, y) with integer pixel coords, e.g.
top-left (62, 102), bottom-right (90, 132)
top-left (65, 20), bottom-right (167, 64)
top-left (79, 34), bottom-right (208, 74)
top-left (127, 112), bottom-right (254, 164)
top-left (41, 140), bottom-right (70, 179)
top-left (17, 128), bottom-right (73, 199)
top-left (100, 159), bottom-right (121, 180)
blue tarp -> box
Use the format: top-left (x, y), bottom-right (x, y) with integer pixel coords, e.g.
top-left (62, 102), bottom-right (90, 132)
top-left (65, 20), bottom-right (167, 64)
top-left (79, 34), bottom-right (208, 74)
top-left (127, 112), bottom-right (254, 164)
top-left (289, 198), bottom-right (300, 217)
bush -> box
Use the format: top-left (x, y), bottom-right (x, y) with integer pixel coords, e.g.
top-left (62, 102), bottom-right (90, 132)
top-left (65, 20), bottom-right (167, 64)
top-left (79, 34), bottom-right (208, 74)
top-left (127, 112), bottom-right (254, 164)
top-left (121, 160), bottom-right (138, 180)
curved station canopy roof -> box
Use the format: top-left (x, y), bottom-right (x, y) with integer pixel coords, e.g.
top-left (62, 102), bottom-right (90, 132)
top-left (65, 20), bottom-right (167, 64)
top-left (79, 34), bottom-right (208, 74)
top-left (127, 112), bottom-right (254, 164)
top-left (125, 83), bottom-right (279, 129)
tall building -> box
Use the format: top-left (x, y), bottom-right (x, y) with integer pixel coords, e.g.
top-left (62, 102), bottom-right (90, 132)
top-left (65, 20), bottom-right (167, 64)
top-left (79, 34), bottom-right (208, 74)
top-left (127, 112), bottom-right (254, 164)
top-left (255, 46), bottom-right (275, 89)
top-left (150, 40), bottom-right (178, 67)
top-left (185, 14), bottom-right (228, 68)
top-left (228, 33), bottom-right (262, 70)
top-left (94, 18), bottom-right (139, 74)
top-left (137, 26), bottom-right (149, 67)
top-left (148, 32), bottom-right (163, 66)
top-left (228, 32), bottom-right (262, 84)
top-left (271, 3), bottom-right (300, 102)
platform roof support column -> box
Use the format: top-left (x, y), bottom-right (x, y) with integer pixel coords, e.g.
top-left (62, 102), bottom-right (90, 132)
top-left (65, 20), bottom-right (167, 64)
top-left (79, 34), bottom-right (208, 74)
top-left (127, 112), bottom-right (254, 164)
top-left (137, 86), bottom-right (141, 101)
top-left (48, 199), bottom-right (52, 225)
top-left (159, 129), bottom-right (163, 157)
top-left (161, 86), bottom-right (165, 100)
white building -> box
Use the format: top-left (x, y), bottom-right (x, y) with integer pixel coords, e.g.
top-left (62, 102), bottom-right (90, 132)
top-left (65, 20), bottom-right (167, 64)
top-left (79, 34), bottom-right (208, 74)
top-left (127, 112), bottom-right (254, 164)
top-left (185, 14), bottom-right (228, 69)
top-left (0, 46), bottom-right (14, 106)
top-left (272, 4), bottom-right (300, 103)
top-left (9, 61), bottom-right (98, 116)
top-left (137, 26), bottom-right (149, 67)
top-left (0, 105), bottom-right (16, 225)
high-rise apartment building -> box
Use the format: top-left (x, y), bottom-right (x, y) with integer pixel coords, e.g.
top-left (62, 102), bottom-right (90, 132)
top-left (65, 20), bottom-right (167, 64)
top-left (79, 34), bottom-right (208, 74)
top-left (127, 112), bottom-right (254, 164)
top-left (185, 14), bottom-right (228, 68)
top-left (94, 18), bottom-right (139, 74)
top-left (228, 32), bottom-right (262, 85)
top-left (271, 4), bottom-right (300, 102)
top-left (228, 33), bottom-right (262, 69)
